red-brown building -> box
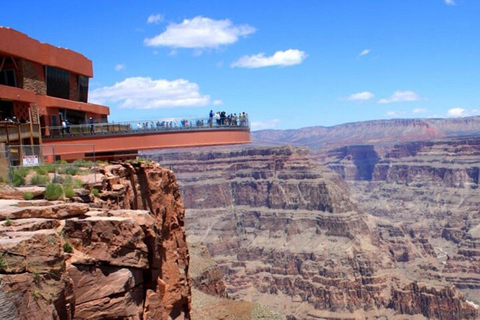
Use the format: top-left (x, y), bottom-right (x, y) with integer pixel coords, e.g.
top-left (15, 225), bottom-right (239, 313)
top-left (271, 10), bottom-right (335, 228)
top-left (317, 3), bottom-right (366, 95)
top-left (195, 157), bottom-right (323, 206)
top-left (0, 27), bottom-right (109, 127)
top-left (0, 27), bottom-right (250, 163)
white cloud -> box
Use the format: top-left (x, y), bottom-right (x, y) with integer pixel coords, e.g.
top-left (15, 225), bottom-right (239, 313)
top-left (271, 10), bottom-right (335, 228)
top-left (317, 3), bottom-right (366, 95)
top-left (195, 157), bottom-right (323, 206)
top-left (213, 99), bottom-right (223, 106)
top-left (147, 14), bottom-right (164, 24)
top-left (444, 0), bottom-right (456, 5)
top-left (378, 90), bottom-right (422, 104)
top-left (144, 16), bottom-right (255, 49)
top-left (114, 64), bottom-right (126, 71)
top-left (231, 49), bottom-right (307, 68)
top-left (447, 107), bottom-right (465, 116)
top-left (359, 49), bottom-right (371, 57)
top-left (251, 119), bottom-right (280, 131)
top-left (90, 77), bottom-right (211, 109)
top-left (347, 91), bottom-right (374, 101)
top-left (412, 108), bottom-right (427, 114)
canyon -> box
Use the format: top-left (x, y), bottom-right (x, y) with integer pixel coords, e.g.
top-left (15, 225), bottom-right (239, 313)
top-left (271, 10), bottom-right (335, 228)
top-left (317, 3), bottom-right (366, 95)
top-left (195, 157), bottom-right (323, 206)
top-left (151, 144), bottom-right (480, 319)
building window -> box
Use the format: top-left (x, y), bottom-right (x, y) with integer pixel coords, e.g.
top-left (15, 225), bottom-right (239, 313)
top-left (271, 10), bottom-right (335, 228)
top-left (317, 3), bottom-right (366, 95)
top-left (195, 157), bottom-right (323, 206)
top-left (46, 66), bottom-right (70, 99)
top-left (0, 69), bottom-right (16, 87)
top-left (78, 75), bottom-right (89, 103)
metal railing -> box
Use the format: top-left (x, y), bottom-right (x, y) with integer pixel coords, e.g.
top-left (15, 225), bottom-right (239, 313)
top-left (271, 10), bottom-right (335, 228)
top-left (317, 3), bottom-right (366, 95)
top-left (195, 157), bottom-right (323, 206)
top-left (42, 116), bottom-right (250, 139)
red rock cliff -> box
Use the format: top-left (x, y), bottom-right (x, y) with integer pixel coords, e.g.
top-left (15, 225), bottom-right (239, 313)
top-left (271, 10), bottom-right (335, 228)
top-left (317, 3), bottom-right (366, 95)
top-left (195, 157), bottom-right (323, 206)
top-left (0, 161), bottom-right (191, 319)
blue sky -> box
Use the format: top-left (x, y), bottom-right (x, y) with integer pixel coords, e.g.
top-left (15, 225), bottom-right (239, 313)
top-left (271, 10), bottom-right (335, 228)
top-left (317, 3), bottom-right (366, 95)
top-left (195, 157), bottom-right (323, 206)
top-left (3, 0), bottom-right (480, 130)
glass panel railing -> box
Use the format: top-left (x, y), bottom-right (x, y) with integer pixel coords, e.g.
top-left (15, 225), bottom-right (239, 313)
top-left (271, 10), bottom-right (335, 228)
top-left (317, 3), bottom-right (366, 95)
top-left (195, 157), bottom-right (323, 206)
top-left (42, 116), bottom-right (250, 138)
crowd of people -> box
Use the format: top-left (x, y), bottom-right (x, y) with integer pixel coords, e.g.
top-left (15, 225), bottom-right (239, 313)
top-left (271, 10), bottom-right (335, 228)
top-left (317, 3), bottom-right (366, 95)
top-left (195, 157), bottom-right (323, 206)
top-left (2, 116), bottom-right (28, 123)
top-left (208, 110), bottom-right (249, 127)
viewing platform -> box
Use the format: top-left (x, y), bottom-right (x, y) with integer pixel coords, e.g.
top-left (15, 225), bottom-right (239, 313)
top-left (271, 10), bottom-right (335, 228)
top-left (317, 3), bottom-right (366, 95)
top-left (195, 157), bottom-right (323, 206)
top-left (41, 117), bottom-right (251, 161)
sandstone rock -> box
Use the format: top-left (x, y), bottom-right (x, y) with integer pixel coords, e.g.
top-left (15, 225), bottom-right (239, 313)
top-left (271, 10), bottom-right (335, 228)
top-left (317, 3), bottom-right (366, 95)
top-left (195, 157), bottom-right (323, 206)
top-left (151, 145), bottom-right (478, 319)
top-left (0, 161), bottom-right (191, 319)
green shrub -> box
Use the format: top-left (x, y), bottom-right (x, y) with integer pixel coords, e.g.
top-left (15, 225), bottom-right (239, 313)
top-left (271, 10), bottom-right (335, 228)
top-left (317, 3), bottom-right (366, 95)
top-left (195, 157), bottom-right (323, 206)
top-left (73, 178), bottom-right (84, 188)
top-left (51, 175), bottom-right (64, 184)
top-left (63, 186), bottom-right (75, 199)
top-left (23, 192), bottom-right (34, 200)
top-left (14, 167), bottom-right (30, 177)
top-left (12, 172), bottom-right (25, 187)
top-left (5, 216), bottom-right (12, 226)
top-left (66, 166), bottom-right (79, 175)
top-left (63, 175), bottom-right (73, 186)
top-left (91, 188), bottom-right (99, 197)
top-left (34, 166), bottom-right (48, 175)
top-left (11, 167), bottom-right (30, 187)
top-left (55, 160), bottom-right (68, 165)
top-left (63, 243), bottom-right (73, 253)
top-left (44, 164), bottom-right (56, 173)
top-left (44, 183), bottom-right (63, 200)
top-left (0, 256), bottom-right (7, 271)
top-left (73, 159), bottom-right (93, 166)
top-left (32, 290), bottom-right (41, 301)
top-left (30, 174), bottom-right (50, 186)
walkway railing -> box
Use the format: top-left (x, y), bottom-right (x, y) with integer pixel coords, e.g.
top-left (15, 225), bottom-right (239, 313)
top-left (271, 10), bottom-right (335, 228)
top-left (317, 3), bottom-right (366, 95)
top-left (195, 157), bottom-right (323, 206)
top-left (42, 116), bottom-right (250, 139)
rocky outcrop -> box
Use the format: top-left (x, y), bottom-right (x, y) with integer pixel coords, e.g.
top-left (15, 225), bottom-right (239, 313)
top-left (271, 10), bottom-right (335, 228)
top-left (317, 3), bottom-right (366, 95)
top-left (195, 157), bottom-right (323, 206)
top-left (151, 146), bottom-right (478, 319)
top-left (323, 138), bottom-right (480, 187)
top-left (0, 161), bottom-right (191, 319)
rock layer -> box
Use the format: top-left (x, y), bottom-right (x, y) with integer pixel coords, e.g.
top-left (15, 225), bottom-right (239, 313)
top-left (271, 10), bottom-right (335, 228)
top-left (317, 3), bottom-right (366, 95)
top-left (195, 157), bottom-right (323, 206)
top-left (0, 161), bottom-right (191, 319)
top-left (152, 146), bottom-right (478, 319)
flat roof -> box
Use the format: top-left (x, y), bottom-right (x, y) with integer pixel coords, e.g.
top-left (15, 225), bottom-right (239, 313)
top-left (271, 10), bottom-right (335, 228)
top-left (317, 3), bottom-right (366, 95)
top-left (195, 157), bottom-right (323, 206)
top-left (0, 27), bottom-right (93, 77)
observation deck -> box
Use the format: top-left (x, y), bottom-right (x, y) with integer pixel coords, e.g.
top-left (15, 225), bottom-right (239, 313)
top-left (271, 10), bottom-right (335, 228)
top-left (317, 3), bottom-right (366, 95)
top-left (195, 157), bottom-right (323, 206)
top-left (41, 117), bottom-right (251, 161)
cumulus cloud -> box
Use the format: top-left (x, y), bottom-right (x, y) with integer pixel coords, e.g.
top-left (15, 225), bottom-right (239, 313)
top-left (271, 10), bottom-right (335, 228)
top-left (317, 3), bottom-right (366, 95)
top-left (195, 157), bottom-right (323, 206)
top-left (231, 49), bottom-right (307, 68)
top-left (346, 91), bottom-right (374, 101)
top-left (386, 111), bottom-right (399, 117)
top-left (213, 99), bottom-right (223, 105)
top-left (114, 64), bottom-right (126, 71)
top-left (89, 77), bottom-right (211, 109)
top-left (412, 108), bottom-right (427, 114)
top-left (251, 119), bottom-right (280, 131)
top-left (378, 90), bottom-right (422, 104)
top-left (444, 0), bottom-right (456, 5)
top-left (447, 107), bottom-right (465, 116)
top-left (359, 49), bottom-right (371, 57)
top-left (147, 14), bottom-right (164, 24)
top-left (144, 16), bottom-right (255, 49)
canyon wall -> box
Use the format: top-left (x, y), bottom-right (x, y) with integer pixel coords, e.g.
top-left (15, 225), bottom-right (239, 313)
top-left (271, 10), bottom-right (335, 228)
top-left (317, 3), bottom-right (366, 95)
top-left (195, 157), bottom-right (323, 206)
top-left (320, 137), bottom-right (480, 311)
top-left (0, 162), bottom-right (191, 319)
top-left (252, 116), bottom-right (480, 149)
top-left (152, 146), bottom-right (478, 319)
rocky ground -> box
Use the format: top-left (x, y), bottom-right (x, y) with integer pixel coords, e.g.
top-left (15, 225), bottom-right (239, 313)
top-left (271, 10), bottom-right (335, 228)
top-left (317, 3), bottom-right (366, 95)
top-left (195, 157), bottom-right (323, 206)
top-left (0, 162), bottom-right (190, 320)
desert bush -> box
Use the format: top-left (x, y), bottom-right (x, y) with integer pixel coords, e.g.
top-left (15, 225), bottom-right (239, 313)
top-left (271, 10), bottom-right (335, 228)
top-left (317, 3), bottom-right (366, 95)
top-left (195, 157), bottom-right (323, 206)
top-left (30, 174), bottom-right (50, 186)
top-left (34, 166), bottom-right (48, 175)
top-left (23, 192), bottom-right (34, 200)
top-left (91, 188), bottom-right (99, 197)
top-left (63, 186), bottom-right (75, 199)
top-left (66, 166), bottom-right (79, 175)
top-left (73, 178), bottom-right (84, 188)
top-left (51, 175), bottom-right (64, 184)
top-left (0, 256), bottom-right (7, 271)
top-left (12, 172), bottom-right (25, 187)
top-left (44, 183), bottom-right (63, 200)
top-left (12, 167), bottom-right (30, 186)
top-left (63, 243), bottom-right (73, 253)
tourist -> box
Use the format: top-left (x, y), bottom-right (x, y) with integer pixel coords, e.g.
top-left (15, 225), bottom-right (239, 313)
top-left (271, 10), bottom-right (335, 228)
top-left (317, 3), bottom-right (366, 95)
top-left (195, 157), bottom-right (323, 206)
top-left (209, 110), bottom-right (214, 128)
top-left (89, 117), bottom-right (94, 133)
